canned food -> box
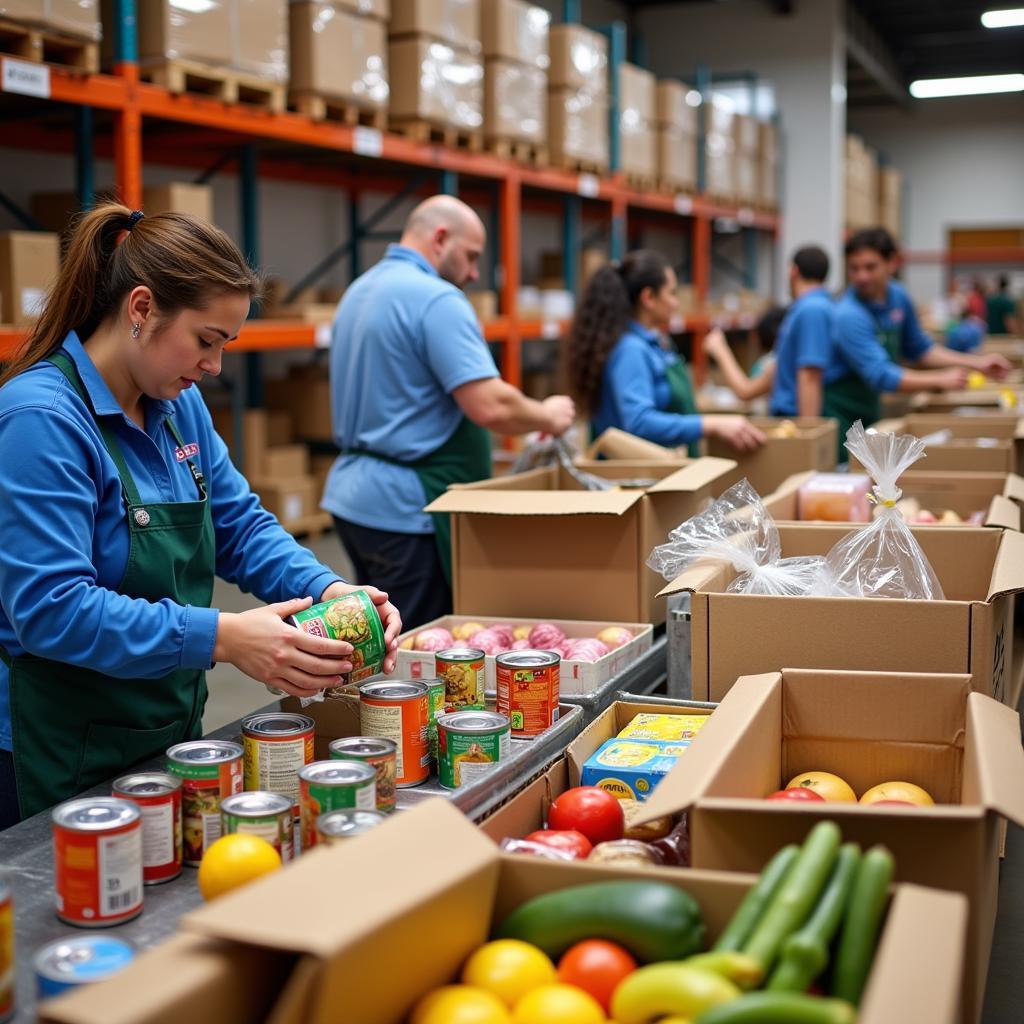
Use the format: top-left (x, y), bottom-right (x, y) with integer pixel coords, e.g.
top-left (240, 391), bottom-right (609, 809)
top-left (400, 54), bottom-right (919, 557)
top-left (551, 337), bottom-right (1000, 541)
top-left (242, 712), bottom-right (315, 815)
top-left (496, 649), bottom-right (561, 737)
top-left (316, 809), bottom-right (388, 844)
top-left (221, 792), bottom-right (295, 863)
top-left (328, 737), bottom-right (397, 814)
top-left (288, 590), bottom-right (386, 693)
top-left (111, 772), bottom-right (183, 886)
top-left (52, 798), bottom-right (143, 927)
top-left (35, 936), bottom-right (135, 998)
top-left (166, 740), bottom-right (243, 866)
top-left (436, 711), bottom-right (512, 789)
top-left (359, 681), bottom-right (430, 787)
top-left (0, 872), bottom-right (12, 1023)
top-left (426, 678), bottom-right (445, 762)
top-left (436, 647), bottom-right (486, 711)
top-left (298, 761), bottom-right (377, 850)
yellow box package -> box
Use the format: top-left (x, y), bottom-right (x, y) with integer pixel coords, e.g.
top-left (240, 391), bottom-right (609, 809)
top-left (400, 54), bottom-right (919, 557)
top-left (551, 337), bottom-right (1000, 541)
top-left (616, 713), bottom-right (709, 742)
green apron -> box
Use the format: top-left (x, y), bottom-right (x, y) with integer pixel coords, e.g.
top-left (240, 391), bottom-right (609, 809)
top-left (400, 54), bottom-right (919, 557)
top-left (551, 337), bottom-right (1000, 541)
top-left (5, 352), bottom-right (216, 819)
top-left (664, 355), bottom-right (702, 458)
top-left (345, 414), bottom-right (492, 584)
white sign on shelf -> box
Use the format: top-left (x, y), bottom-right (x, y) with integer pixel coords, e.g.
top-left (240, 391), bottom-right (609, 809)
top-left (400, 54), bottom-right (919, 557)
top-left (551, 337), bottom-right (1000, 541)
top-left (2, 59), bottom-right (50, 99)
top-left (577, 173), bottom-right (600, 198)
top-left (353, 127), bottom-right (383, 158)
top-left (737, 207), bottom-right (756, 225)
top-left (314, 324), bottom-right (332, 348)
top-left (673, 195), bottom-right (694, 215)
top-left (541, 320), bottom-right (560, 339)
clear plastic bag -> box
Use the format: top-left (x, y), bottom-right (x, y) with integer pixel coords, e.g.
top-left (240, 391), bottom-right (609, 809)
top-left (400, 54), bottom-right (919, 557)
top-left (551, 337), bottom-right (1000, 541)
top-left (823, 422), bottom-right (945, 600)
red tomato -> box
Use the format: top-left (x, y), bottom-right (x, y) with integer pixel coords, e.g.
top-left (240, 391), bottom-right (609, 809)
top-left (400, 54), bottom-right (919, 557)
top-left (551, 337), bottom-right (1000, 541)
top-left (557, 940), bottom-right (637, 1011)
top-left (523, 829), bottom-right (593, 859)
top-left (548, 788), bottom-right (624, 846)
top-left (766, 788), bottom-right (826, 803)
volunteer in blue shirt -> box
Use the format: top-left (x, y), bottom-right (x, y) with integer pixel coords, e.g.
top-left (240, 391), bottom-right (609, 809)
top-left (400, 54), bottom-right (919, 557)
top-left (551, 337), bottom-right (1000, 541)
top-left (567, 249), bottom-right (765, 455)
top-left (324, 196), bottom-right (575, 629)
top-left (827, 228), bottom-right (1010, 444)
top-left (0, 204), bottom-right (401, 827)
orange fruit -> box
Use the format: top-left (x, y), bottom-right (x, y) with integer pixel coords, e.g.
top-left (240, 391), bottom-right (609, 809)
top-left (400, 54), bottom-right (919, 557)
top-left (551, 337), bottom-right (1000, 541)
top-left (197, 834), bottom-right (281, 901)
top-left (859, 781), bottom-right (934, 806)
top-left (410, 986), bottom-right (511, 1024)
top-left (786, 771), bottom-right (857, 803)
top-left (513, 984), bottom-right (605, 1024)
top-left (462, 940), bottom-right (556, 1009)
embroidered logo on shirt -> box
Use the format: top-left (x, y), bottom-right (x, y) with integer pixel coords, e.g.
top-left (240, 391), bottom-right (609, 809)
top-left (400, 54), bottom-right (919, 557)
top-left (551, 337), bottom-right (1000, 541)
top-left (889, 308), bottom-right (905, 325)
top-left (175, 442), bottom-right (200, 462)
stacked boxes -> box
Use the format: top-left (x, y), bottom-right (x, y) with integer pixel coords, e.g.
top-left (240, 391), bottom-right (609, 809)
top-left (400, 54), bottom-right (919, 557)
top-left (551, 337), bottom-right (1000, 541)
top-left (704, 96), bottom-right (736, 198)
top-left (2, 0), bottom-right (101, 41)
top-left (547, 23), bottom-right (608, 171)
top-left (655, 79), bottom-right (697, 193)
top-left (481, 0), bottom-right (549, 148)
top-left (618, 63), bottom-right (656, 181)
top-left (388, 0), bottom-right (483, 132)
top-left (0, 232), bottom-right (60, 327)
top-left (878, 165), bottom-right (902, 238)
top-left (759, 120), bottom-right (779, 208)
top-left (845, 133), bottom-right (879, 230)
top-left (733, 113), bottom-right (760, 205)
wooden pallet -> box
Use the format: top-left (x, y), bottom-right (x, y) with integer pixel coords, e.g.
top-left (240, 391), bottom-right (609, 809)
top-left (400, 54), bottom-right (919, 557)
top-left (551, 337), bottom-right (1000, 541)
top-left (391, 119), bottom-right (483, 152)
top-left (0, 17), bottom-right (98, 72)
top-left (550, 154), bottom-right (607, 176)
top-left (140, 60), bottom-right (286, 113)
top-left (657, 181), bottom-right (697, 198)
top-left (487, 137), bottom-right (548, 167)
top-left (624, 172), bottom-right (659, 193)
top-left (290, 93), bottom-right (387, 129)
top-left (281, 511), bottom-right (333, 541)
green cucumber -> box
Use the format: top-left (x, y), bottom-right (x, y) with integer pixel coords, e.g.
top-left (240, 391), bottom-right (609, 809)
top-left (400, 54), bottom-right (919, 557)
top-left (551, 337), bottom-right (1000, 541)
top-left (494, 880), bottom-right (704, 963)
top-left (713, 844), bottom-right (800, 953)
top-left (695, 992), bottom-right (856, 1024)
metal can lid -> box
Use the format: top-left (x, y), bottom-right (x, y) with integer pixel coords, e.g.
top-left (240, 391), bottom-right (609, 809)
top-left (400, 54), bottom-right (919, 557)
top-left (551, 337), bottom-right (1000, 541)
top-left (242, 712), bottom-right (315, 738)
top-left (329, 736), bottom-right (397, 758)
top-left (299, 760), bottom-right (376, 785)
top-left (34, 936), bottom-right (136, 983)
top-left (495, 649), bottom-right (561, 668)
top-left (112, 771), bottom-right (182, 798)
top-left (317, 809), bottom-right (387, 838)
top-left (52, 797), bottom-right (140, 832)
top-left (437, 710), bottom-right (510, 735)
top-left (220, 792), bottom-right (292, 818)
top-left (359, 680), bottom-right (428, 701)
top-left (166, 740), bottom-right (243, 765)
top-left (436, 647), bottom-right (486, 661)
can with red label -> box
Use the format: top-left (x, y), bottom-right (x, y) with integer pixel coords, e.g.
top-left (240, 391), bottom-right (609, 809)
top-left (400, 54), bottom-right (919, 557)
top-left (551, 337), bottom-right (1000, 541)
top-left (111, 772), bottom-right (183, 885)
top-left (358, 681), bottom-right (430, 787)
top-left (52, 797), bottom-right (143, 927)
top-left (0, 871), bottom-right (13, 1023)
top-left (495, 649), bottom-right (560, 737)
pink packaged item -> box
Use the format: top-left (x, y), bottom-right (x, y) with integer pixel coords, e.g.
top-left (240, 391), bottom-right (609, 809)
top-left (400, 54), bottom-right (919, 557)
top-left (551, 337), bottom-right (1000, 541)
top-left (797, 473), bottom-right (872, 523)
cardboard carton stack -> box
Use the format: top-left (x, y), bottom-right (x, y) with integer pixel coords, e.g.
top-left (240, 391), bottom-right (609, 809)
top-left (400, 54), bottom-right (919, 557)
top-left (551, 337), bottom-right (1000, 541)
top-left (704, 96), bottom-right (736, 199)
top-left (758, 119), bottom-right (779, 208)
top-left (655, 79), bottom-right (697, 193)
top-left (0, 231), bottom-right (60, 327)
top-left (733, 113), bottom-right (760, 205)
top-left (845, 133), bottom-right (879, 230)
top-left (547, 23), bottom-right (609, 172)
top-left (618, 63), bottom-right (657, 184)
top-left (878, 164), bottom-right (902, 238)
top-left (1, 0), bottom-right (101, 66)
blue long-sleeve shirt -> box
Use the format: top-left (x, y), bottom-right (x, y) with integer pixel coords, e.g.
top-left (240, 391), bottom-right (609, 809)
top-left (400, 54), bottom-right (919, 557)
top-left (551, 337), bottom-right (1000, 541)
top-left (0, 333), bottom-right (342, 749)
top-left (769, 287), bottom-right (839, 416)
top-left (592, 322), bottom-right (702, 447)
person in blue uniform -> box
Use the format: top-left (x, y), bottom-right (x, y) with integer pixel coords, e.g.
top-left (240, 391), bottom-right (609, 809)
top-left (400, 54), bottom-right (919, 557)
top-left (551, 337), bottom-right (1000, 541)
top-left (0, 204), bottom-right (401, 828)
top-left (566, 249), bottom-right (765, 455)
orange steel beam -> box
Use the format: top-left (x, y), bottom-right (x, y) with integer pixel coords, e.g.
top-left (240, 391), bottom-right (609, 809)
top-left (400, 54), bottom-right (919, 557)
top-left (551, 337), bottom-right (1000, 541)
top-left (113, 63), bottom-right (142, 208)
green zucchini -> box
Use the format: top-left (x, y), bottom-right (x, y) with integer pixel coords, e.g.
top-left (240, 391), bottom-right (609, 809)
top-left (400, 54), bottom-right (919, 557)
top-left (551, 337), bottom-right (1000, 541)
top-left (713, 844), bottom-right (800, 953)
top-left (695, 992), bottom-right (857, 1024)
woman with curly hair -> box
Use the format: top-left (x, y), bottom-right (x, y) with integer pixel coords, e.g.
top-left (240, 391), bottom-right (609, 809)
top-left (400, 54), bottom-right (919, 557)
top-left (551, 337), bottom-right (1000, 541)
top-left (567, 249), bottom-right (765, 453)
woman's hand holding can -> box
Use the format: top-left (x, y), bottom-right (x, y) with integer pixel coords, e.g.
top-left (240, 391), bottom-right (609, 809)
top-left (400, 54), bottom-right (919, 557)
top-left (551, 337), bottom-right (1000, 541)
top-left (319, 582), bottom-right (403, 674)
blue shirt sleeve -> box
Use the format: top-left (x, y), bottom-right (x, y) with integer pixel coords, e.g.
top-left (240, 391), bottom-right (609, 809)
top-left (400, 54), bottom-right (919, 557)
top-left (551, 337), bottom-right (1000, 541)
top-left (421, 292), bottom-right (499, 394)
top-left (899, 291), bottom-right (934, 361)
top-left (791, 305), bottom-right (832, 369)
top-left (606, 342), bottom-right (703, 447)
top-left (834, 305), bottom-right (904, 392)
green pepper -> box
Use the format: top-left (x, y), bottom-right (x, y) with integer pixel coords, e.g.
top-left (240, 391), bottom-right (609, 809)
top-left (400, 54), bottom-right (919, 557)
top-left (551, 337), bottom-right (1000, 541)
top-left (713, 844), bottom-right (800, 954)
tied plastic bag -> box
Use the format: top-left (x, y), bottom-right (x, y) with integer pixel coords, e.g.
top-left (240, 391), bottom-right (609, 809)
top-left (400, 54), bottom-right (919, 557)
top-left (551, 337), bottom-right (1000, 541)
top-left (647, 479), bottom-right (834, 597)
top-left (823, 422), bottom-right (945, 600)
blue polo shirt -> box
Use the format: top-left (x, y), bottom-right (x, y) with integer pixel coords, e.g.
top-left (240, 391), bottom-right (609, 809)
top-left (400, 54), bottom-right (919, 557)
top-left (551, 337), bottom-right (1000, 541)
top-left (769, 287), bottom-right (837, 416)
top-left (832, 281), bottom-right (934, 392)
top-left (592, 322), bottom-right (702, 447)
top-left (322, 245), bottom-right (499, 534)
top-left (0, 333), bottom-right (342, 750)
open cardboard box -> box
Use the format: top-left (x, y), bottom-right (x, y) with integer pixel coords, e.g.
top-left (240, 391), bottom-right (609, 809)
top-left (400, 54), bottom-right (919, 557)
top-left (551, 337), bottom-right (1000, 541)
top-left (40, 799), bottom-right (968, 1024)
top-left (586, 427), bottom-right (678, 461)
top-left (389, 615), bottom-right (654, 695)
top-left (427, 457), bottom-right (736, 625)
top-left (659, 522), bottom-right (1024, 702)
top-left (763, 469), bottom-right (1023, 531)
top-left (634, 669), bottom-right (1024, 1024)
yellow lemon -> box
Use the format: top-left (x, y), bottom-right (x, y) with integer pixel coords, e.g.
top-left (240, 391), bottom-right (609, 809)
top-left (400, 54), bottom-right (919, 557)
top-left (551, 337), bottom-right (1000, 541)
top-left (197, 834), bottom-right (281, 901)
top-left (513, 984), bottom-right (606, 1024)
top-left (462, 940), bottom-right (557, 1009)
top-left (410, 985), bottom-right (512, 1024)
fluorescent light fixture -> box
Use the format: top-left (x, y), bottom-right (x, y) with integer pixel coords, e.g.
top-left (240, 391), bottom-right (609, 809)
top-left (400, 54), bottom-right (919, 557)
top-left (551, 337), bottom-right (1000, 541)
top-left (909, 73), bottom-right (1024, 97)
top-left (981, 8), bottom-right (1024, 27)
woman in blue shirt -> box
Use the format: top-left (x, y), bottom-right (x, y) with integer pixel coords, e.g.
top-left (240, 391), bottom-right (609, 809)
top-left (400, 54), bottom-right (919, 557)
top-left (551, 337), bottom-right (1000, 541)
top-left (0, 204), bottom-right (401, 826)
top-left (567, 250), bottom-right (765, 454)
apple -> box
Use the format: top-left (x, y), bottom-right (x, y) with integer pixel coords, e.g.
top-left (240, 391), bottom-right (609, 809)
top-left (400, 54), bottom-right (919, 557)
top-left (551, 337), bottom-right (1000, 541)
top-left (766, 788), bottom-right (825, 803)
top-left (412, 627), bottom-right (455, 652)
top-left (596, 626), bottom-right (634, 651)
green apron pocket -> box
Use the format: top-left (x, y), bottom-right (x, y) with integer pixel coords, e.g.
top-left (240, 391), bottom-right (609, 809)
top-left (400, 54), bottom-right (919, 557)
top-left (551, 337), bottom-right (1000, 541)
top-left (75, 720), bottom-right (185, 791)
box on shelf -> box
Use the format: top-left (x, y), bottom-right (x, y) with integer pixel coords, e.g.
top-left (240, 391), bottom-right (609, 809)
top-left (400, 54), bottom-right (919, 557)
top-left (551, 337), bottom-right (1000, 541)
top-left (311, 453), bottom-right (336, 501)
top-left (484, 59), bottom-right (546, 143)
top-left (4, 0), bottom-right (101, 40)
top-left (734, 113), bottom-right (759, 155)
top-left (426, 457), bottom-right (736, 625)
top-left (252, 475), bottom-right (317, 524)
top-left (262, 444), bottom-right (310, 480)
top-left (547, 22), bottom-right (607, 93)
top-left (210, 407), bottom-right (291, 480)
top-left (466, 289), bottom-right (498, 322)
top-left (758, 119), bottom-right (778, 164)
top-left (637, 668), bottom-right (1024, 1023)
top-left (233, 0), bottom-right (288, 82)
top-left (617, 63), bottom-right (656, 179)
top-left (618, 62), bottom-right (655, 123)
top-left (132, 0), bottom-right (233, 68)
top-left (0, 231), bottom-right (59, 327)
top-left (621, 126), bottom-right (657, 179)
top-left (759, 155), bottom-right (779, 207)
top-left (389, 37), bottom-right (484, 130)
top-left (264, 367), bottom-right (334, 443)
top-left (335, 0), bottom-right (391, 19)
top-left (547, 87), bottom-right (608, 169)
top-left (705, 132), bottom-right (735, 197)
top-left (735, 153), bottom-right (759, 204)
top-left (388, 0), bottom-right (480, 53)
top-left (480, 0), bottom-right (549, 69)
top-left (659, 524), bottom-right (1024, 703)
top-left (655, 79), bottom-right (697, 133)
top-left (657, 128), bottom-right (697, 191)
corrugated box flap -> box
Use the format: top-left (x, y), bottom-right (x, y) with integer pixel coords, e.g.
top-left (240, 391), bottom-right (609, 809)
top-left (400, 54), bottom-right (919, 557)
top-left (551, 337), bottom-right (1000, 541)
top-left (985, 494), bottom-right (1020, 531)
top-left (586, 427), bottom-right (676, 461)
top-left (1004, 472), bottom-right (1024, 503)
top-left (1015, 417), bottom-right (1024, 440)
top-left (987, 529), bottom-right (1024, 599)
top-left (964, 693), bottom-right (1024, 824)
top-left (645, 456), bottom-right (737, 493)
top-left (657, 561), bottom-right (729, 597)
top-left (426, 489), bottom-right (644, 516)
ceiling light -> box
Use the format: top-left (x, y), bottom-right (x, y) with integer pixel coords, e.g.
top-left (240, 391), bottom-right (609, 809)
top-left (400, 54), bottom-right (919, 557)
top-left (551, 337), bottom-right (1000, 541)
top-left (981, 8), bottom-right (1024, 28)
top-left (909, 73), bottom-right (1024, 98)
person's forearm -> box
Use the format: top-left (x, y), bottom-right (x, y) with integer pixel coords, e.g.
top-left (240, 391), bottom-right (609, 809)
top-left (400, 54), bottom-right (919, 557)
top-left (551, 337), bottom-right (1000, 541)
top-left (796, 371), bottom-right (822, 417)
top-left (918, 346), bottom-right (969, 370)
top-left (472, 380), bottom-right (553, 434)
top-left (707, 337), bottom-right (771, 400)
top-left (898, 368), bottom-right (953, 392)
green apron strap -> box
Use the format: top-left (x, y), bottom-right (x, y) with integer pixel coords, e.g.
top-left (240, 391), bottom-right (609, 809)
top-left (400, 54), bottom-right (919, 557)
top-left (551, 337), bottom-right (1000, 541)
top-left (663, 355), bottom-right (701, 459)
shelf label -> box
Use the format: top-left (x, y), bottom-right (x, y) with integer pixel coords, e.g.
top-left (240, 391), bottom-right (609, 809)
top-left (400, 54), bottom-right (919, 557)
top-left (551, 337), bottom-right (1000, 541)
top-left (669, 315), bottom-right (686, 333)
top-left (2, 59), bottom-right (50, 99)
top-left (737, 207), bottom-right (756, 225)
top-left (353, 127), bottom-right (383, 158)
top-left (577, 173), bottom-right (600, 198)
top-left (541, 320), bottom-right (560, 339)
top-left (314, 324), bottom-right (332, 348)
top-left (673, 195), bottom-right (694, 215)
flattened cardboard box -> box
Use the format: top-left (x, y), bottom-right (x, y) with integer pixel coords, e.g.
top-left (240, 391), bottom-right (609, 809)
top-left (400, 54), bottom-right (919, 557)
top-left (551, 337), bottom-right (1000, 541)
top-left (40, 799), bottom-right (968, 1024)
top-left (659, 522), bottom-right (1024, 703)
top-left (635, 669), bottom-right (1024, 1023)
top-left (427, 457), bottom-right (736, 625)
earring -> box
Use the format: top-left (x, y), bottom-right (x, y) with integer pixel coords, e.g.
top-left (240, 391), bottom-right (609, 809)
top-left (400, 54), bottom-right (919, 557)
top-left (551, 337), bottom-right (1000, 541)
top-left (131, 323), bottom-right (142, 339)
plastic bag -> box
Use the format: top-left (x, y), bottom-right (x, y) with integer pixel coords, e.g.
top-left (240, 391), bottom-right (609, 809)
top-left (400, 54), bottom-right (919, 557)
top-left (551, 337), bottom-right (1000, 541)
top-left (823, 422), bottom-right (945, 600)
top-left (499, 838), bottom-right (578, 862)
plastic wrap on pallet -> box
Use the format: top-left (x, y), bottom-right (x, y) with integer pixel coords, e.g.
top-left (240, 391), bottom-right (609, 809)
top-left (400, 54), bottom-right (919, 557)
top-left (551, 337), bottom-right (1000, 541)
top-left (758, 120), bottom-right (777, 164)
top-left (330, 0), bottom-right (390, 18)
top-left (548, 23), bottom-right (607, 94)
top-left (481, 0), bottom-right (549, 69)
top-left (548, 87), bottom-right (608, 169)
top-left (389, 0), bottom-right (481, 54)
top-left (658, 128), bottom-right (696, 191)
top-left (705, 130), bottom-right (735, 196)
top-left (759, 156), bottom-right (778, 207)
top-left (135, 0), bottom-right (234, 67)
top-left (484, 59), bottom-right (546, 144)
top-left (0, 0), bottom-right (101, 40)
top-left (389, 37), bottom-right (483, 129)
top-left (655, 80), bottom-right (697, 133)
top-left (734, 113), bottom-right (760, 156)
top-left (735, 153), bottom-right (758, 203)
top-left (234, 0), bottom-right (288, 83)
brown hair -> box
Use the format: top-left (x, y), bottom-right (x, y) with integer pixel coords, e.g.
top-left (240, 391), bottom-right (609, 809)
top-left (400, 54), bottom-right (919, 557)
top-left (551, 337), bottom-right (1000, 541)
top-left (0, 202), bottom-right (263, 388)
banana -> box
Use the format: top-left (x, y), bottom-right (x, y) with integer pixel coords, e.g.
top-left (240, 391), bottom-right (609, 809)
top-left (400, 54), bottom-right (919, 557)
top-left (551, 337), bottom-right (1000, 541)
top-left (611, 963), bottom-right (740, 1024)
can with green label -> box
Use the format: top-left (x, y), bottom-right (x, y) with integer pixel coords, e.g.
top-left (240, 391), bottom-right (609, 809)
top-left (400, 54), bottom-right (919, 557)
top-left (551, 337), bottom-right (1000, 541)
top-left (298, 761), bottom-right (377, 851)
top-left (220, 792), bottom-right (294, 863)
top-left (436, 711), bottom-right (511, 790)
top-left (425, 679), bottom-right (445, 764)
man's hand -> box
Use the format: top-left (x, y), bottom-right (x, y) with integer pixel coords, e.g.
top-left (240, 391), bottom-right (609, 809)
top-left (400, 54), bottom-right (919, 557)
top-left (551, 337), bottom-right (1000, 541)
top-left (702, 327), bottom-right (730, 361)
top-left (320, 582), bottom-right (403, 673)
top-left (972, 353), bottom-right (1012, 381)
top-left (933, 367), bottom-right (969, 392)
top-left (541, 395), bottom-right (576, 436)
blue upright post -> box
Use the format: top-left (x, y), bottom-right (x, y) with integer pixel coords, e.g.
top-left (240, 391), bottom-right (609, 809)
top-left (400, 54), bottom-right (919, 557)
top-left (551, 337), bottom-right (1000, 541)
top-left (441, 170), bottom-right (459, 196)
top-left (111, 0), bottom-right (137, 63)
top-left (349, 193), bottom-right (362, 280)
top-left (695, 64), bottom-right (711, 194)
top-left (560, 0), bottom-right (580, 23)
top-left (607, 21), bottom-right (627, 174)
top-left (74, 107), bottom-right (95, 209)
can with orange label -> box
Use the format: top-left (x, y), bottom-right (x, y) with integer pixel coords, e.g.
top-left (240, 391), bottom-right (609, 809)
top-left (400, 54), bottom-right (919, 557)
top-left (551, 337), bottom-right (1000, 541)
top-left (52, 798), bottom-right (143, 927)
top-left (358, 680), bottom-right (430, 787)
top-left (242, 712), bottom-right (315, 816)
top-left (495, 649), bottom-right (560, 737)
top-left (0, 871), bottom-right (13, 1022)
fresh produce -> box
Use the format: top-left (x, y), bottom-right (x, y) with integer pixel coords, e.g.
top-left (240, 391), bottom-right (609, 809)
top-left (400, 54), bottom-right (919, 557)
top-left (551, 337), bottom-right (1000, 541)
top-left (453, 621), bottom-right (485, 641)
top-left (766, 788), bottom-right (825, 803)
top-left (694, 992), bottom-right (856, 1023)
top-left (495, 880), bottom-right (705, 963)
top-left (413, 627), bottom-right (456, 652)
top-left (859, 781), bottom-right (934, 806)
top-left (873, 800), bottom-right (914, 807)
top-left (683, 952), bottom-right (764, 989)
top-left (785, 772), bottom-right (857, 803)
top-left (713, 845), bottom-right (800, 954)
top-left (562, 638), bottom-right (611, 663)
top-left (410, 985), bottom-right (511, 1024)
top-left (620, 800), bottom-right (673, 841)
top-left (528, 623), bottom-right (567, 649)
top-left (596, 626), bottom-right (634, 650)
top-left (491, 624), bottom-right (517, 644)
top-left (196, 833), bottom-right (281, 901)
top-left (610, 962), bottom-right (740, 1022)
top-left (547, 788), bottom-right (625, 846)
top-left (461, 940), bottom-right (556, 1009)
top-left (513, 625), bottom-right (532, 641)
top-left (556, 940), bottom-right (637, 1012)
top-left (511, 984), bottom-right (605, 1023)
top-left (523, 829), bottom-right (593, 860)
top-left (511, 639), bottom-right (532, 650)
top-left (470, 629), bottom-right (511, 655)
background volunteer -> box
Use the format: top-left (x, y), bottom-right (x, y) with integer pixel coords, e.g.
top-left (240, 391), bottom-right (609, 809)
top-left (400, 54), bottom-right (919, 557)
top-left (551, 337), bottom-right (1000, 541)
top-left (323, 196), bottom-right (575, 630)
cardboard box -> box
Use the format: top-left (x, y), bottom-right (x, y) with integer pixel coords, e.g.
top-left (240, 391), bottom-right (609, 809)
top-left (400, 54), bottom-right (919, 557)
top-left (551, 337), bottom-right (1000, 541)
top-left (0, 231), bottom-right (59, 326)
top-left (265, 368), bottom-right (334, 442)
top-left (733, 113), bottom-right (760, 155)
top-left (233, 0), bottom-right (288, 81)
top-left (289, 4), bottom-right (389, 108)
top-left (910, 387), bottom-right (1023, 413)
top-left (638, 669), bottom-right (1024, 1022)
top-left (621, 125), bottom-right (656, 178)
top-left (759, 119), bottom-right (778, 164)
top-left (705, 133), bottom-right (735, 196)
top-left (335, 0), bottom-right (390, 19)
top-left (466, 288), bottom-right (498, 322)
top-left (484, 59), bottom-right (546, 143)
top-left (706, 96), bottom-right (735, 140)
top-left (389, 37), bottom-right (484, 129)
top-left (426, 457), bottom-right (736, 625)
top-left (262, 444), bottom-right (310, 479)
top-left (135, 0), bottom-right (233, 66)
top-left (735, 153), bottom-right (759, 203)
top-left (659, 524), bottom-right (1024, 703)
top-left (311, 452), bottom-right (336, 501)
top-left (619, 62), bottom-right (655, 123)
top-left (587, 427), bottom-right (678, 462)
top-left (14, 0), bottom-right (102, 40)
top-left (253, 475), bottom-right (317, 524)
top-left (547, 87), bottom-right (608, 169)
top-left (656, 79), bottom-right (697, 133)
top-left (547, 22), bottom-right (607, 93)
top-left (389, 0), bottom-right (480, 53)
top-left (480, 0), bottom-right (549, 69)
top-left (658, 127), bottom-right (697, 191)
top-left (759, 155), bottom-right (779, 207)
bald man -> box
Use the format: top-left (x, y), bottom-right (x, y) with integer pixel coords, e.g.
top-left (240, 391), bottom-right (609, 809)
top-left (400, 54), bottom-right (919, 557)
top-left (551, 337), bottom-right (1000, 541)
top-left (322, 195), bottom-right (575, 627)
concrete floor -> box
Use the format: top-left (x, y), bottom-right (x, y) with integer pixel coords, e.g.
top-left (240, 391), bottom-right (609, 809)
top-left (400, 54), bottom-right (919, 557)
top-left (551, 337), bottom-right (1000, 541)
top-left (201, 532), bottom-right (355, 732)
